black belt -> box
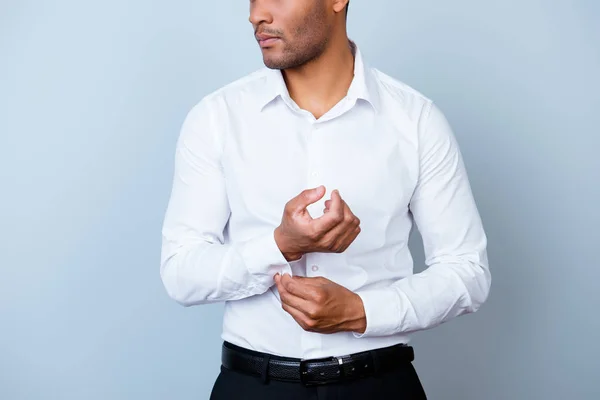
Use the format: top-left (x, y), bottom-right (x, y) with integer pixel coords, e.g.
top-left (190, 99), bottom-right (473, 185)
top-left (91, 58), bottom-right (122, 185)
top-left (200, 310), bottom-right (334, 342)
top-left (221, 341), bottom-right (415, 386)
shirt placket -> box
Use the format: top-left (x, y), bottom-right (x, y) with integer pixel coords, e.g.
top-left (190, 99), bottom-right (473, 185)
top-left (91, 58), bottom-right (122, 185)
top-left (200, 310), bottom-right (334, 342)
top-left (301, 119), bottom-right (326, 358)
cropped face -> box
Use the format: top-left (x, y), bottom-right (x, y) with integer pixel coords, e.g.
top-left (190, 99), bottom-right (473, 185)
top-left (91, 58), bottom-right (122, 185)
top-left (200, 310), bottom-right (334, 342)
top-left (249, 0), bottom-right (334, 69)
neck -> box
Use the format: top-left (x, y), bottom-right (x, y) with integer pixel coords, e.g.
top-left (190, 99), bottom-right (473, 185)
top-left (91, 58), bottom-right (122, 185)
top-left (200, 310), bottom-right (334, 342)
top-left (282, 33), bottom-right (355, 119)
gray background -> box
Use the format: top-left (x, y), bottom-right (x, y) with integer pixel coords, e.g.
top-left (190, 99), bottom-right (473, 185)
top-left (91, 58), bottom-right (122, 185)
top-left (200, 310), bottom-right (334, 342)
top-left (1, 0), bottom-right (599, 399)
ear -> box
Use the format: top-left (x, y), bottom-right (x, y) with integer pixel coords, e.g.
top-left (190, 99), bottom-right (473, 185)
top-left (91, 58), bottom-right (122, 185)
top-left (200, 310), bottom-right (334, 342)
top-left (332, 0), bottom-right (349, 14)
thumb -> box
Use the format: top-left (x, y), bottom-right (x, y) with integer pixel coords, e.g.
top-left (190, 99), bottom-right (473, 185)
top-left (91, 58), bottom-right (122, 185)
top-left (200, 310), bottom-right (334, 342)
top-left (290, 185), bottom-right (326, 212)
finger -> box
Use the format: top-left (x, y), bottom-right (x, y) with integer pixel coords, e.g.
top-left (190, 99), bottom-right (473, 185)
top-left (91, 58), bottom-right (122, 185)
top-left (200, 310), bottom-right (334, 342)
top-left (277, 276), bottom-right (318, 317)
top-left (323, 198), bottom-right (337, 213)
top-left (278, 284), bottom-right (314, 313)
top-left (281, 302), bottom-right (314, 331)
top-left (312, 190), bottom-right (344, 233)
top-left (332, 204), bottom-right (361, 249)
top-left (329, 189), bottom-right (343, 213)
top-left (290, 276), bottom-right (329, 302)
top-left (319, 202), bottom-right (359, 251)
top-left (338, 225), bottom-right (361, 252)
top-left (287, 186), bottom-right (326, 214)
top-left (290, 275), bottom-right (329, 287)
top-left (280, 273), bottom-right (315, 300)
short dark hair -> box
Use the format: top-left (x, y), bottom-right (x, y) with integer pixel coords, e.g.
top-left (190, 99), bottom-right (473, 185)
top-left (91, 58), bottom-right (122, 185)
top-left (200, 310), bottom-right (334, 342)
top-left (346, 1), bottom-right (350, 18)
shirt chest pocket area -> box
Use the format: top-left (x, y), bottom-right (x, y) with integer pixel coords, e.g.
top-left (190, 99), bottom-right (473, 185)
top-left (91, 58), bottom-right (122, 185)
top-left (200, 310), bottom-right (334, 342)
top-left (322, 136), bottom-right (416, 222)
top-left (223, 136), bottom-right (308, 225)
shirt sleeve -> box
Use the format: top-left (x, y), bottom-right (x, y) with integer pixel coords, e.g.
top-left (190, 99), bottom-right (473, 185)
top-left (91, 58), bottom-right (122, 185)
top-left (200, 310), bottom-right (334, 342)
top-left (160, 97), bottom-right (292, 307)
top-left (354, 102), bottom-right (491, 337)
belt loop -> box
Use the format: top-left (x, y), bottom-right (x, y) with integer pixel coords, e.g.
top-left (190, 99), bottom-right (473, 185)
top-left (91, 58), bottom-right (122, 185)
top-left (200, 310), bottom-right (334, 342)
top-left (370, 350), bottom-right (382, 376)
top-left (261, 354), bottom-right (271, 384)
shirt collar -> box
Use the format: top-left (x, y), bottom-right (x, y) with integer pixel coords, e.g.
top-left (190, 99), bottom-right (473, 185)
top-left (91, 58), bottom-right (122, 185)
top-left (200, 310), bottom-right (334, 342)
top-left (258, 41), bottom-right (380, 113)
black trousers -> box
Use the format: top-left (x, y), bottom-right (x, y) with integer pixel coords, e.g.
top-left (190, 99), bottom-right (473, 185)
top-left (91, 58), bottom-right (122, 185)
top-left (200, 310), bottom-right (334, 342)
top-left (209, 361), bottom-right (427, 399)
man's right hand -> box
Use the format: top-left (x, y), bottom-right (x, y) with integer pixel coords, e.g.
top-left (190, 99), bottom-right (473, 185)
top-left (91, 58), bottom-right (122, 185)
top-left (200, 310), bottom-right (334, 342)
top-left (274, 186), bottom-right (361, 261)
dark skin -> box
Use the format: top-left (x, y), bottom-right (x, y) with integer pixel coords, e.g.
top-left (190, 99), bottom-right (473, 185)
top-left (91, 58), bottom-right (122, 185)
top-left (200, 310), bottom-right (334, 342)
top-left (274, 186), bottom-right (366, 334)
top-left (249, 0), bottom-right (365, 335)
top-left (274, 273), bottom-right (366, 334)
top-left (250, 0), bottom-right (353, 119)
top-left (250, 0), bottom-right (366, 335)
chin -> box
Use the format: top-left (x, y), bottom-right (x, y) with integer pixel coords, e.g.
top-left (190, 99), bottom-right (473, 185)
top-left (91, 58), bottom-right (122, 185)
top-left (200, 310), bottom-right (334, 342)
top-left (262, 55), bottom-right (287, 70)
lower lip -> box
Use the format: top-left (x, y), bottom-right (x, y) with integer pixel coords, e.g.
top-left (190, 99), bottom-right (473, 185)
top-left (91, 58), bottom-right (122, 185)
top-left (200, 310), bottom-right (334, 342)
top-left (259, 38), bottom-right (280, 48)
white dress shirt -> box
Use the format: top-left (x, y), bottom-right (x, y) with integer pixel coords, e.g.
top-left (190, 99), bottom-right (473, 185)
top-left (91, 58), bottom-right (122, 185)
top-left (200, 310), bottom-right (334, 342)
top-left (160, 44), bottom-right (491, 359)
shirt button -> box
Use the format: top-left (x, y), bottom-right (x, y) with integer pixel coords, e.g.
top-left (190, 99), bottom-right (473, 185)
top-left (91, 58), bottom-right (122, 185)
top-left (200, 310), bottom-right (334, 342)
top-left (311, 265), bottom-right (319, 272)
top-left (311, 171), bottom-right (318, 177)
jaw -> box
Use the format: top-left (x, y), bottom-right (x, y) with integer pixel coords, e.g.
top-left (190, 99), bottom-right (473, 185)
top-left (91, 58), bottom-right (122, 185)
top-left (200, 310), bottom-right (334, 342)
top-left (261, 45), bottom-right (290, 69)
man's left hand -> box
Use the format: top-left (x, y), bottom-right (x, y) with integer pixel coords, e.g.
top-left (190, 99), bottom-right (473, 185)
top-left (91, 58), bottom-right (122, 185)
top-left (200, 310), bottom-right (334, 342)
top-left (274, 273), bottom-right (367, 335)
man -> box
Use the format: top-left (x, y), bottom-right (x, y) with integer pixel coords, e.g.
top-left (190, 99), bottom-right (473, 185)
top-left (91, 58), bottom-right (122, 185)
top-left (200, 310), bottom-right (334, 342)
top-left (160, 0), bottom-right (491, 398)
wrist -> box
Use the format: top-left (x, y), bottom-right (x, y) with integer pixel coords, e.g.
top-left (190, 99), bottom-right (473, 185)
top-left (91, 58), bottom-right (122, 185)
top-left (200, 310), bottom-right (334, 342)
top-left (274, 226), bottom-right (288, 252)
top-left (283, 252), bottom-right (303, 262)
top-left (274, 227), bottom-right (303, 261)
top-left (346, 293), bottom-right (367, 334)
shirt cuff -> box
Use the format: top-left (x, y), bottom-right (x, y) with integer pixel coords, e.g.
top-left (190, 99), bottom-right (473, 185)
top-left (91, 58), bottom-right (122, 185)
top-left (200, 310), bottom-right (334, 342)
top-left (353, 288), bottom-right (401, 338)
top-left (240, 229), bottom-right (293, 282)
